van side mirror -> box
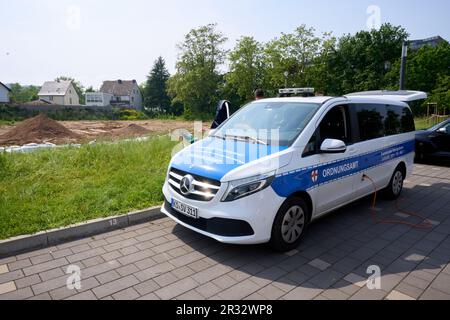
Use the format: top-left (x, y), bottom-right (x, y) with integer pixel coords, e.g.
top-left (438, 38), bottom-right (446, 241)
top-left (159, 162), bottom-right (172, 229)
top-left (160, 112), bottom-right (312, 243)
top-left (320, 139), bottom-right (347, 154)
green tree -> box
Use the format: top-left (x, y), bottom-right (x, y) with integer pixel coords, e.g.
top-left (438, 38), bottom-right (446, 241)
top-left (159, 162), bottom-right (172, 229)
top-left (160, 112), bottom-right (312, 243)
top-left (263, 25), bottom-right (323, 91)
top-left (167, 23), bottom-right (228, 119)
top-left (427, 75), bottom-right (450, 113)
top-left (9, 84), bottom-right (40, 103)
top-left (55, 76), bottom-right (85, 105)
top-left (143, 56), bottom-right (172, 114)
top-left (304, 33), bottom-right (337, 95)
top-left (385, 41), bottom-right (450, 93)
top-left (217, 73), bottom-right (244, 114)
top-left (226, 36), bottom-right (266, 104)
top-left (326, 23), bottom-right (408, 95)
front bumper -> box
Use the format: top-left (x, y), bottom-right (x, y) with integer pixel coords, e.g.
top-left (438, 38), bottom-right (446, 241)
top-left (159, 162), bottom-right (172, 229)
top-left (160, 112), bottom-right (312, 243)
top-left (163, 200), bottom-right (254, 236)
top-left (161, 180), bottom-right (285, 244)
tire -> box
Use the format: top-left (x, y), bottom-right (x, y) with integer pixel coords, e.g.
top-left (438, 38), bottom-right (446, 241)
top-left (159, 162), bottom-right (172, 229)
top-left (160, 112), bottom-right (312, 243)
top-left (269, 197), bottom-right (310, 252)
top-left (383, 165), bottom-right (405, 200)
top-left (414, 150), bottom-right (422, 163)
top-left (415, 144), bottom-right (426, 163)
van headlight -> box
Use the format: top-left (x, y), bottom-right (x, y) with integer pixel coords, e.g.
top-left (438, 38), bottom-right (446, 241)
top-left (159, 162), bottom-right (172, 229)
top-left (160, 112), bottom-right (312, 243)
top-left (221, 171), bottom-right (276, 202)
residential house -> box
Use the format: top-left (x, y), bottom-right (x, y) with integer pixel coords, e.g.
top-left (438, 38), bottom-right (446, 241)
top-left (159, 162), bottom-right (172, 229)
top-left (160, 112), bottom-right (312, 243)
top-left (0, 82), bottom-right (11, 103)
top-left (85, 92), bottom-right (113, 107)
top-left (100, 80), bottom-right (142, 110)
top-left (38, 80), bottom-right (80, 105)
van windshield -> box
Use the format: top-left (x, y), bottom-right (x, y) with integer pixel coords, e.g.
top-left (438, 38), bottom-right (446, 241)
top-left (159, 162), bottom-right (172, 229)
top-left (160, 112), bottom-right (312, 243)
top-left (213, 101), bottom-right (321, 146)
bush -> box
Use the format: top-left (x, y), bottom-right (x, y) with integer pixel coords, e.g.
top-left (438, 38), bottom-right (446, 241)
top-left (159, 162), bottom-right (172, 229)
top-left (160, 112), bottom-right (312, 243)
top-left (0, 105), bottom-right (31, 121)
top-left (0, 105), bottom-right (148, 121)
top-left (118, 109), bottom-right (148, 120)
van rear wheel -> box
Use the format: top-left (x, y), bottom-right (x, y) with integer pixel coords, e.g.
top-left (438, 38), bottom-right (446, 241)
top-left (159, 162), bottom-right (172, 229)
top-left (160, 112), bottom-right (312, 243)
top-left (269, 197), bottom-right (310, 252)
top-left (383, 166), bottom-right (405, 200)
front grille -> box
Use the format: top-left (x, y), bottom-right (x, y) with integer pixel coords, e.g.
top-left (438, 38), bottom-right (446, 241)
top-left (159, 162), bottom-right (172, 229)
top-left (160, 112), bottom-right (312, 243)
top-left (164, 199), bottom-right (254, 237)
top-left (168, 167), bottom-right (221, 202)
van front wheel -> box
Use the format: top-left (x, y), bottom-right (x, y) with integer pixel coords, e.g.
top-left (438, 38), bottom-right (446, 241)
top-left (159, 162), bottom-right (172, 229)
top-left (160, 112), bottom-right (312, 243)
top-left (269, 197), bottom-right (310, 252)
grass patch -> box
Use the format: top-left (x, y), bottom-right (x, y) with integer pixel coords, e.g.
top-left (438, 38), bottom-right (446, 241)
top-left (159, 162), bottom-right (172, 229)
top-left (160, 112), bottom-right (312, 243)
top-left (0, 137), bottom-right (177, 240)
top-left (0, 120), bottom-right (15, 126)
top-left (415, 117), bottom-right (449, 130)
top-left (415, 117), bottom-right (431, 130)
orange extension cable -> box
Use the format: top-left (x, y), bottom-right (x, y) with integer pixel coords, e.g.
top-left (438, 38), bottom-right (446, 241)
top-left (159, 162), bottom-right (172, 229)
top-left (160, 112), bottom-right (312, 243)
top-left (362, 174), bottom-right (433, 230)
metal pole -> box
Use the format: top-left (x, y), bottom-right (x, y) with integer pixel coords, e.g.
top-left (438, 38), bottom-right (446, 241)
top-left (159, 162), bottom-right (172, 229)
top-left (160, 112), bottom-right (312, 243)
top-left (399, 41), bottom-right (408, 90)
top-left (284, 71), bottom-right (289, 88)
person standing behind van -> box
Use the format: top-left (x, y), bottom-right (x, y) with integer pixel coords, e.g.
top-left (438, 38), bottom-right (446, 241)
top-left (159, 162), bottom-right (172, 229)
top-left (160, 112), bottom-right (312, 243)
top-left (254, 89), bottom-right (265, 100)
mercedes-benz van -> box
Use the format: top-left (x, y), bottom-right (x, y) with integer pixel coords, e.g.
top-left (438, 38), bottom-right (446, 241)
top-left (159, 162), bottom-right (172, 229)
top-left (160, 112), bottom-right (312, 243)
top-left (161, 91), bottom-right (426, 251)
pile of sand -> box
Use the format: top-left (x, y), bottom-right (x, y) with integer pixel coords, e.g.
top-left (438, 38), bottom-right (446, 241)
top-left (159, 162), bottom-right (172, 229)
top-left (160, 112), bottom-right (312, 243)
top-left (114, 124), bottom-right (150, 136)
top-left (0, 114), bottom-right (80, 146)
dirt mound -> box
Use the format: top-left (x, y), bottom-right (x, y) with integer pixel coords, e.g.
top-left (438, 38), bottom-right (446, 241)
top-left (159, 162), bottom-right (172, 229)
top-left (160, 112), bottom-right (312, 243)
top-left (115, 124), bottom-right (150, 136)
top-left (0, 114), bottom-right (80, 146)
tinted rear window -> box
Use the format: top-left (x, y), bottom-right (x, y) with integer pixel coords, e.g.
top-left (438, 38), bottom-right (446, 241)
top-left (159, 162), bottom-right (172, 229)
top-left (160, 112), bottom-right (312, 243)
top-left (355, 104), bottom-right (386, 141)
top-left (354, 104), bottom-right (415, 142)
top-left (385, 106), bottom-right (402, 135)
top-left (400, 106), bottom-right (415, 133)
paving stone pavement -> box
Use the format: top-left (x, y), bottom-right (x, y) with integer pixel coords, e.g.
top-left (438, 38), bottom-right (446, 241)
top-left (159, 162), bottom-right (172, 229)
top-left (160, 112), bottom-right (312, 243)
top-left (1, 164), bottom-right (450, 300)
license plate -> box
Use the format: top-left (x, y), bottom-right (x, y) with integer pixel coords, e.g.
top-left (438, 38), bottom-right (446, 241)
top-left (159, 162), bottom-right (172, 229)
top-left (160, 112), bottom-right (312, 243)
top-left (171, 199), bottom-right (199, 219)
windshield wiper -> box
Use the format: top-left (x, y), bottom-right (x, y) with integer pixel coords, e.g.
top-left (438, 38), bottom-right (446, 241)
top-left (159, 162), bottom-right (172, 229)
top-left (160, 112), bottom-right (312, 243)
top-left (224, 134), bottom-right (267, 145)
top-left (210, 134), bottom-right (225, 140)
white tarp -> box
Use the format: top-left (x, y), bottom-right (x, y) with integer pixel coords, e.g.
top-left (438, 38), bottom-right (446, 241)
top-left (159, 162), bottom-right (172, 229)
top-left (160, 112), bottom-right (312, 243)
top-left (0, 142), bottom-right (81, 153)
top-left (0, 135), bottom-right (158, 153)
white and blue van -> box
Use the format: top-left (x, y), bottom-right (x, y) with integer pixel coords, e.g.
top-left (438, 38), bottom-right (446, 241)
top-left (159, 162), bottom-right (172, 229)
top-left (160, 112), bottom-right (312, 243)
top-left (162, 90), bottom-right (426, 251)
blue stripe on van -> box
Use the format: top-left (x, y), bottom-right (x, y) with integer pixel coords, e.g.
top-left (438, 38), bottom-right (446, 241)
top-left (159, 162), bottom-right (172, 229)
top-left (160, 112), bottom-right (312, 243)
top-left (271, 140), bottom-right (415, 198)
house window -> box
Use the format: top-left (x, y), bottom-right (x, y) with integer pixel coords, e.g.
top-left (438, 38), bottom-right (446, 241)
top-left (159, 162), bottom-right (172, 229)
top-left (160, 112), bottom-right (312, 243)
top-left (86, 95), bottom-right (102, 103)
top-left (70, 98), bottom-right (72, 104)
top-left (49, 96), bottom-right (53, 101)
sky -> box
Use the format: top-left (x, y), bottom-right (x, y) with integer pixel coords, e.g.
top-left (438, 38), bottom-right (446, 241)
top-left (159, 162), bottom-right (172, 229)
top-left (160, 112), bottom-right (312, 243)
top-left (1, 0), bottom-right (449, 89)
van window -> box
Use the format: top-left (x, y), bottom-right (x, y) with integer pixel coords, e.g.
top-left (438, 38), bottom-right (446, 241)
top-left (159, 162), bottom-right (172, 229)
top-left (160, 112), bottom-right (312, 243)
top-left (400, 107), bottom-right (415, 133)
top-left (302, 133), bottom-right (317, 157)
top-left (319, 105), bottom-right (351, 143)
top-left (383, 105), bottom-right (415, 135)
top-left (385, 105), bottom-right (402, 136)
top-left (355, 104), bottom-right (385, 141)
top-left (303, 105), bottom-right (351, 157)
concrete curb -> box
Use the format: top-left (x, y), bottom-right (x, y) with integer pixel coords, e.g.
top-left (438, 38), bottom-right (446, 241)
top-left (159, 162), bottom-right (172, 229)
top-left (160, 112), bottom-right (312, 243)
top-left (0, 206), bottom-right (164, 258)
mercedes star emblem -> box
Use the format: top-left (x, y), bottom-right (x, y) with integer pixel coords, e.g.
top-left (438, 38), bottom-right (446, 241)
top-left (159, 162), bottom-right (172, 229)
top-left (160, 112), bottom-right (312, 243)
top-left (180, 175), bottom-right (195, 196)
